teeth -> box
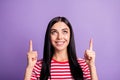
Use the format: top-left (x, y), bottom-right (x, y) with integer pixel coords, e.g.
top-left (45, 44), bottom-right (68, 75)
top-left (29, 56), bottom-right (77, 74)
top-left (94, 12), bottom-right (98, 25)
top-left (56, 41), bottom-right (64, 45)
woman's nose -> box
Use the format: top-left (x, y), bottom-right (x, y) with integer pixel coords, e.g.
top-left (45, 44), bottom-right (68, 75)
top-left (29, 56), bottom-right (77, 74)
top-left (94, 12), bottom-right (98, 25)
top-left (57, 33), bottom-right (63, 40)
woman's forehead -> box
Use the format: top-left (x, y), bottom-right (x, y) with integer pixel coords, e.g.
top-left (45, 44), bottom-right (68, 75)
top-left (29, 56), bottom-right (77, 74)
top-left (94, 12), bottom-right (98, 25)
top-left (51, 22), bottom-right (69, 30)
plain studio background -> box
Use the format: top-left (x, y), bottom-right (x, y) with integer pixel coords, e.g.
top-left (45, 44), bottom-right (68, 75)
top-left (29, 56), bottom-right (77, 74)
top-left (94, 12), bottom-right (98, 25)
top-left (0, 0), bottom-right (120, 80)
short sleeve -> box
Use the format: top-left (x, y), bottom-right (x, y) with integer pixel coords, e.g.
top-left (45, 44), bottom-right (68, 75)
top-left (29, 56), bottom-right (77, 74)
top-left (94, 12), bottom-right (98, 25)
top-left (31, 60), bottom-right (42, 80)
top-left (78, 58), bottom-right (91, 80)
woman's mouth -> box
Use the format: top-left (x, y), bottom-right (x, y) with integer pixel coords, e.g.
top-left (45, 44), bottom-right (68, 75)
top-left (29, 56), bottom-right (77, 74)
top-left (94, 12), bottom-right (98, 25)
top-left (55, 41), bottom-right (65, 46)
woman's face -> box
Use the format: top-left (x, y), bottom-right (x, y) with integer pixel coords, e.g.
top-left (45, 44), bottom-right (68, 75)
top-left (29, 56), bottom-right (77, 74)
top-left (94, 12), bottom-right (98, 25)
top-left (50, 22), bottom-right (70, 51)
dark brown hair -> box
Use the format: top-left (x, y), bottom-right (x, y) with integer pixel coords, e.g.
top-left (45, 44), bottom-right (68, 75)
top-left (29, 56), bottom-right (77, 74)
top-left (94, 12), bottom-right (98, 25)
top-left (40, 16), bottom-right (83, 80)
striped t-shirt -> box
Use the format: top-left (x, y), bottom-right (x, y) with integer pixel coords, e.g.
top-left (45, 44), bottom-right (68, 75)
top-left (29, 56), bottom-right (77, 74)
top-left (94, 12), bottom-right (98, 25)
top-left (31, 58), bottom-right (91, 80)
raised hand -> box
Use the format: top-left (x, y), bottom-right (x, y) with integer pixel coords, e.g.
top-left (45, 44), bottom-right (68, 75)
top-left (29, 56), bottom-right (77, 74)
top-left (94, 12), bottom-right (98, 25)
top-left (27, 40), bottom-right (38, 68)
top-left (84, 39), bottom-right (96, 66)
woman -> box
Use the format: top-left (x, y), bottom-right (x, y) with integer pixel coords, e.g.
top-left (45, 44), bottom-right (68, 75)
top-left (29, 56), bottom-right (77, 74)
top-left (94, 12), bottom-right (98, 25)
top-left (24, 16), bottom-right (98, 80)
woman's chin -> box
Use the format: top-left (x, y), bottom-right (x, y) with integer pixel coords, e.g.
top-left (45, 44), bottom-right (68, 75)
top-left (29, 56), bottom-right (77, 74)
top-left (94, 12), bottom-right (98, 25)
top-left (55, 47), bottom-right (66, 51)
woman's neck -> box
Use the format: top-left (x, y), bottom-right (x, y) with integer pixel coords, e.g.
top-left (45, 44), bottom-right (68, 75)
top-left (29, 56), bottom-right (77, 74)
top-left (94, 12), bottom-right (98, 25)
top-left (53, 49), bottom-right (68, 62)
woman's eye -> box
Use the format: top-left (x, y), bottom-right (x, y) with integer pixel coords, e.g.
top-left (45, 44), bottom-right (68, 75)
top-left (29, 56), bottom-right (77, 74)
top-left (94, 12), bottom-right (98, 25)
top-left (51, 31), bottom-right (57, 35)
top-left (63, 31), bottom-right (68, 34)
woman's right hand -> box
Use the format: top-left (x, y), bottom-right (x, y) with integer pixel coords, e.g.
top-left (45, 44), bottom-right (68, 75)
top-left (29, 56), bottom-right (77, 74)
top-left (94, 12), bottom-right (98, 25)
top-left (27, 40), bottom-right (38, 68)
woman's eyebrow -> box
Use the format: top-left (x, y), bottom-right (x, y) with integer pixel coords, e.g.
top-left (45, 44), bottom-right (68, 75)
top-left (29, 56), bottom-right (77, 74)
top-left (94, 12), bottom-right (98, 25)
top-left (51, 29), bottom-right (57, 31)
top-left (62, 28), bottom-right (69, 30)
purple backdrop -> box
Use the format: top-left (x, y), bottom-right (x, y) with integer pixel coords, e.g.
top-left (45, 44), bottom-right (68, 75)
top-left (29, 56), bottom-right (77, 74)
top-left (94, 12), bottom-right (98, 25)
top-left (0, 0), bottom-right (120, 80)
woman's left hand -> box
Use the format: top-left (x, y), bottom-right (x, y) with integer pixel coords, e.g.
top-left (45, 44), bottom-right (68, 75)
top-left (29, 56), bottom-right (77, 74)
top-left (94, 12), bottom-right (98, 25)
top-left (84, 39), bottom-right (96, 66)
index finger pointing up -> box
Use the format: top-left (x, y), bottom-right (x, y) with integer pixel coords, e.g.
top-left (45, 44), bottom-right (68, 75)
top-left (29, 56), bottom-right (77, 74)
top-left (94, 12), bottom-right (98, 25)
top-left (89, 38), bottom-right (93, 51)
top-left (29, 40), bottom-right (33, 52)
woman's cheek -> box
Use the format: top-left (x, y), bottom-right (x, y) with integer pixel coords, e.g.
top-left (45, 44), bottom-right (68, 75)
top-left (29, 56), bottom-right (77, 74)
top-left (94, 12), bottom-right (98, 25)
top-left (65, 35), bottom-right (70, 42)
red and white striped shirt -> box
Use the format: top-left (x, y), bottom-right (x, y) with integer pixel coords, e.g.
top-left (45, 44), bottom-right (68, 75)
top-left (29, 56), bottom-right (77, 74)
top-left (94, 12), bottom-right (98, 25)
top-left (31, 58), bottom-right (91, 80)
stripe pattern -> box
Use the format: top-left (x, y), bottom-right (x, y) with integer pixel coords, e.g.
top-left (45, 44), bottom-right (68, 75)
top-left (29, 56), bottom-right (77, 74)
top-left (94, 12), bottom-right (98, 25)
top-left (31, 58), bottom-right (91, 80)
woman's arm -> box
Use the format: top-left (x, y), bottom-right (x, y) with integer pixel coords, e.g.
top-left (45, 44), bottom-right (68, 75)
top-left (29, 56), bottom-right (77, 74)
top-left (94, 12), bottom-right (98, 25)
top-left (24, 66), bottom-right (34, 80)
top-left (89, 64), bottom-right (98, 80)
top-left (84, 39), bottom-right (98, 80)
top-left (24, 40), bottom-right (38, 80)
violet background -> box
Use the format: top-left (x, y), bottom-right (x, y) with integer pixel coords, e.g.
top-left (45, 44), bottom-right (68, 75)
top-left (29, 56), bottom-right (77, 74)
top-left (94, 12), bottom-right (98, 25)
top-left (0, 0), bottom-right (120, 80)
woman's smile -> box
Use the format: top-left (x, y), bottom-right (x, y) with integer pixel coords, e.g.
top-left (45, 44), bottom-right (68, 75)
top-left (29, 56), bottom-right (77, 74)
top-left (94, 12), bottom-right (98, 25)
top-left (55, 41), bottom-right (66, 46)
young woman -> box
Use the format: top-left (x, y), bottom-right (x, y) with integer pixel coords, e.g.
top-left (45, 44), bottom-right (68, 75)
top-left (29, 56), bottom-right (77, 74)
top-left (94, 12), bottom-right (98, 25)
top-left (24, 16), bottom-right (98, 80)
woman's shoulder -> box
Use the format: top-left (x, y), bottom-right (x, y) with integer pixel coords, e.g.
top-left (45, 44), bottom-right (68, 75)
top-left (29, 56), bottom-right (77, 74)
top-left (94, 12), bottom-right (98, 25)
top-left (77, 58), bottom-right (87, 66)
top-left (31, 59), bottom-right (43, 78)
top-left (32, 59), bottom-right (43, 73)
top-left (33, 59), bottom-right (43, 70)
top-left (77, 58), bottom-right (86, 62)
top-left (77, 58), bottom-right (91, 79)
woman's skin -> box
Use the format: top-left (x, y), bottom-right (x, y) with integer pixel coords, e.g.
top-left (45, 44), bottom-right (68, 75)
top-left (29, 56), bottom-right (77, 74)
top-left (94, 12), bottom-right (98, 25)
top-left (24, 22), bottom-right (98, 80)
